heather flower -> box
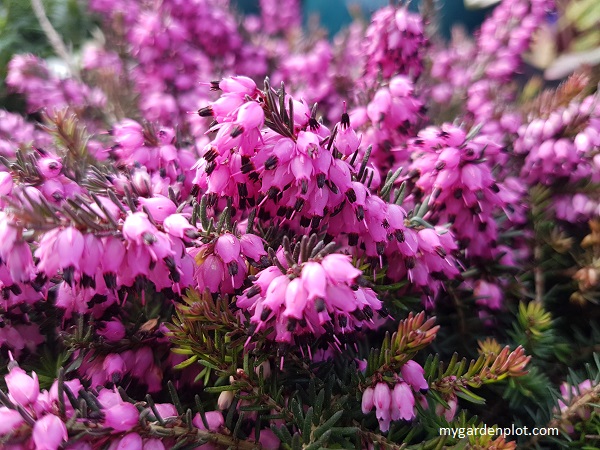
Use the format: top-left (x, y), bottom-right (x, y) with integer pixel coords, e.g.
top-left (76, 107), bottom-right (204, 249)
top-left (6, 366), bottom-right (39, 406)
top-left (193, 411), bottom-right (224, 431)
top-left (436, 394), bottom-right (458, 422)
top-left (391, 382), bottom-right (416, 421)
top-left (104, 402), bottom-right (139, 432)
top-left (0, 407), bottom-right (25, 435)
top-left (237, 245), bottom-right (382, 345)
top-left (363, 6), bottom-right (427, 82)
top-left (407, 123), bottom-right (506, 260)
top-left (400, 361), bottom-right (428, 392)
top-left (32, 414), bottom-right (68, 450)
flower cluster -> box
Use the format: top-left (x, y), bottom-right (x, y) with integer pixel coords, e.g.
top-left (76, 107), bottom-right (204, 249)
top-left (237, 241), bottom-right (382, 346)
top-left (361, 361), bottom-right (428, 432)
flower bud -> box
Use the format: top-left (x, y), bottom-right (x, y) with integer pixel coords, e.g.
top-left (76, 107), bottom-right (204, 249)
top-left (218, 390), bottom-right (234, 410)
top-left (361, 387), bottom-right (374, 414)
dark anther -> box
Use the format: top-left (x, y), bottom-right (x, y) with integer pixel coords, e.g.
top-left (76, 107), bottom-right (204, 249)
top-left (205, 161), bottom-right (216, 175)
top-left (454, 188), bottom-right (463, 199)
top-left (104, 273), bottom-right (117, 290)
top-left (237, 183), bottom-right (248, 198)
top-left (356, 206), bottom-right (365, 221)
top-left (287, 319), bottom-right (296, 332)
top-left (405, 256), bottom-right (416, 269)
top-left (264, 155), bottom-right (278, 170)
top-left (261, 308), bottom-right (271, 321)
top-left (435, 161), bottom-right (445, 171)
top-left (143, 232), bottom-right (157, 245)
top-left (294, 198), bottom-right (305, 212)
top-left (246, 285), bottom-right (261, 298)
top-left (63, 266), bottom-right (75, 287)
top-left (310, 216), bottom-right (322, 229)
top-left (363, 305), bottom-right (373, 320)
top-left (338, 315), bottom-right (348, 327)
top-left (346, 188), bottom-right (357, 203)
top-left (204, 148), bottom-right (219, 162)
top-left (228, 261), bottom-right (239, 276)
top-left (298, 179), bottom-right (307, 195)
top-left (348, 233), bottom-right (359, 246)
top-left (317, 173), bottom-right (326, 188)
top-left (341, 112), bottom-right (350, 128)
top-left (315, 298), bottom-right (326, 313)
top-left (395, 229), bottom-right (405, 243)
top-left (300, 216), bottom-right (311, 227)
top-left (376, 241), bottom-right (385, 255)
top-left (378, 306), bottom-right (389, 318)
top-left (230, 126), bottom-right (244, 138)
top-left (197, 106), bottom-right (214, 117)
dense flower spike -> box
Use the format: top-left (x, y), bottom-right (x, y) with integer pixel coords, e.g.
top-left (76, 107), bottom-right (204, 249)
top-left (236, 237), bottom-right (383, 346)
top-left (363, 6), bottom-right (427, 83)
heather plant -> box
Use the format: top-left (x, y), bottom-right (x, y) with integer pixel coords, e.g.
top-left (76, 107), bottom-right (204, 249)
top-left (0, 0), bottom-right (600, 449)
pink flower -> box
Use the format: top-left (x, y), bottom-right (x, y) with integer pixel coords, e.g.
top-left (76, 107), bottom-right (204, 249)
top-left (6, 241), bottom-right (36, 283)
top-left (37, 156), bottom-right (62, 178)
top-left (361, 387), bottom-right (375, 414)
top-left (32, 414), bottom-right (68, 450)
top-left (142, 439), bottom-right (165, 450)
top-left (116, 432), bottom-right (143, 449)
top-left (219, 76), bottom-right (257, 96)
top-left (6, 366), bottom-right (39, 406)
top-left (137, 195), bottom-right (177, 223)
top-left (103, 354), bottom-right (126, 382)
top-left (0, 406), bottom-right (25, 435)
top-left (122, 212), bottom-right (158, 245)
top-left (98, 320), bottom-right (126, 341)
top-left (163, 214), bottom-right (196, 240)
top-left (104, 402), bottom-right (139, 432)
top-left (193, 411), bottom-right (224, 431)
top-left (391, 382), bottom-right (415, 421)
top-left (239, 233), bottom-right (266, 261)
top-left (473, 280), bottom-right (503, 310)
top-left (113, 119), bottom-right (145, 149)
top-left (400, 361), bottom-right (428, 392)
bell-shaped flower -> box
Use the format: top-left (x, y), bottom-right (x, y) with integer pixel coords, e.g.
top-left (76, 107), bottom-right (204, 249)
top-left (214, 234), bottom-right (241, 264)
top-left (115, 432), bottom-right (143, 449)
top-left (164, 214), bottom-right (196, 240)
top-left (239, 233), bottom-right (266, 261)
top-left (37, 156), bottom-right (62, 178)
top-left (193, 411), bottom-right (224, 431)
top-left (138, 195), bottom-right (177, 223)
top-left (103, 402), bottom-right (139, 432)
top-left (32, 414), bottom-right (68, 450)
top-left (6, 366), bottom-right (39, 406)
top-left (400, 361), bottom-right (428, 392)
top-left (123, 212), bottom-right (158, 245)
top-left (391, 382), bottom-right (416, 421)
top-left (0, 406), bottom-right (25, 435)
top-left (361, 387), bottom-right (375, 414)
